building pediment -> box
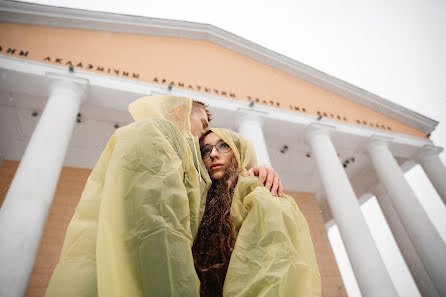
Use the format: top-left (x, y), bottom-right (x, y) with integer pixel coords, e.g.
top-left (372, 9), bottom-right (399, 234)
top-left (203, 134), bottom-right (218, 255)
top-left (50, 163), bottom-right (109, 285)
top-left (0, 0), bottom-right (437, 137)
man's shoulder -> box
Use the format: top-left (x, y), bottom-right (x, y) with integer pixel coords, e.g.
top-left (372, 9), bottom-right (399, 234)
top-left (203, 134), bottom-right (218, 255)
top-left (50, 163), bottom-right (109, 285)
top-left (116, 117), bottom-right (191, 158)
top-left (118, 117), bottom-right (184, 139)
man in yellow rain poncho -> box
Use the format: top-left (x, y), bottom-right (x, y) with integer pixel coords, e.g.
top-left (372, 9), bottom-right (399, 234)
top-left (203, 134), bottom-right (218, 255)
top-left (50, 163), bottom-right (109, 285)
top-left (45, 95), bottom-right (320, 297)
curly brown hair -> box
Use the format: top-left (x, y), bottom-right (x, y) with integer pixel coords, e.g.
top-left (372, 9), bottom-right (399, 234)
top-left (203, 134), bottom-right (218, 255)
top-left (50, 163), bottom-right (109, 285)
top-left (192, 135), bottom-right (239, 297)
top-left (192, 100), bottom-right (212, 122)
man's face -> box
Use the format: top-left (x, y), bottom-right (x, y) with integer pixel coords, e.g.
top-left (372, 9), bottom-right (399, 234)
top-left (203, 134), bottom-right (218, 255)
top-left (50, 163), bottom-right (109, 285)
top-left (190, 107), bottom-right (209, 137)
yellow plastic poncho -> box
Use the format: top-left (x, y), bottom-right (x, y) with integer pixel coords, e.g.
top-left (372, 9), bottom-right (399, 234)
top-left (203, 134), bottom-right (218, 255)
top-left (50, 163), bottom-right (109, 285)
top-left (45, 95), bottom-right (320, 297)
top-left (209, 128), bottom-right (321, 297)
top-left (45, 95), bottom-right (211, 297)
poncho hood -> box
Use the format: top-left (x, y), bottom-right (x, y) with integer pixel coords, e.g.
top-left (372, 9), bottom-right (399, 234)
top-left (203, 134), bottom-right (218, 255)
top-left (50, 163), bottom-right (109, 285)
top-left (129, 95), bottom-right (193, 137)
top-left (129, 95), bottom-right (208, 182)
top-left (210, 128), bottom-right (258, 174)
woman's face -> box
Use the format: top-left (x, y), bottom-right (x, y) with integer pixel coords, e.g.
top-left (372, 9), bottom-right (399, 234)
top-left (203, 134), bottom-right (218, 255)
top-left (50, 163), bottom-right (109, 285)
top-left (201, 132), bottom-right (234, 180)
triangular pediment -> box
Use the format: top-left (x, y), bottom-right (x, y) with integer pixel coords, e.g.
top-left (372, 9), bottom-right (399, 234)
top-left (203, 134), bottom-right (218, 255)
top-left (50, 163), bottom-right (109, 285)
top-left (0, 2), bottom-right (437, 138)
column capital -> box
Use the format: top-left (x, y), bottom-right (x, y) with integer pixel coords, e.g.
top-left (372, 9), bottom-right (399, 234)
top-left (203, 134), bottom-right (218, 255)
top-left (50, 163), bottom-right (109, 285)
top-left (304, 123), bottom-right (335, 144)
top-left (46, 72), bottom-right (89, 103)
top-left (237, 108), bottom-right (271, 166)
top-left (237, 107), bottom-right (268, 125)
top-left (414, 144), bottom-right (444, 162)
top-left (365, 135), bottom-right (393, 152)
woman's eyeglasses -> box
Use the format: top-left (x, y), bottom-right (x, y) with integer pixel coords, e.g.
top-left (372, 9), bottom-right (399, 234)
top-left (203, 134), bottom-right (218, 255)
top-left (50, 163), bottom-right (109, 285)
top-left (201, 141), bottom-right (232, 159)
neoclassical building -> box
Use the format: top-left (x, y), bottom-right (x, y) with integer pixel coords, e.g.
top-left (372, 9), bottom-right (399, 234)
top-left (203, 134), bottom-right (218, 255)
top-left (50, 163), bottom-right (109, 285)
top-left (0, 1), bottom-right (445, 297)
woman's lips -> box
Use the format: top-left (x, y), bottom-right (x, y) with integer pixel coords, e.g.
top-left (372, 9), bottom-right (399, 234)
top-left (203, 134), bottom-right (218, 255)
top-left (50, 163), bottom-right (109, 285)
top-left (211, 163), bottom-right (223, 170)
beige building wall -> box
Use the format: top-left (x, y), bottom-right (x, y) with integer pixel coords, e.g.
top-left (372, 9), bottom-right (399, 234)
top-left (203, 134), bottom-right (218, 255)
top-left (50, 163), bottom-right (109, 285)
top-left (0, 21), bottom-right (426, 138)
top-left (285, 190), bottom-right (348, 297)
top-left (1, 160), bottom-right (347, 297)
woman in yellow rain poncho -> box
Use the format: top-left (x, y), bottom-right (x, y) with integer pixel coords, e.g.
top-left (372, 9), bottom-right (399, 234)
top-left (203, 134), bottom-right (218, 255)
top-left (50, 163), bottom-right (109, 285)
top-left (194, 128), bottom-right (321, 297)
top-left (45, 95), bottom-right (320, 297)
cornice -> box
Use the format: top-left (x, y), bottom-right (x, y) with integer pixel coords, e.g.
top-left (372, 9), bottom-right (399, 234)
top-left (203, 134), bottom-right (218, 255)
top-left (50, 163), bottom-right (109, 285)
top-left (0, 0), bottom-right (438, 134)
top-left (413, 144), bottom-right (444, 163)
top-left (0, 54), bottom-right (434, 151)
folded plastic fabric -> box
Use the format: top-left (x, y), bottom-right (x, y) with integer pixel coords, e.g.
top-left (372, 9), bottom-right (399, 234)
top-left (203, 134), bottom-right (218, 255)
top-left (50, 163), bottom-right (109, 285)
top-left (45, 96), bottom-right (209, 297)
top-left (211, 128), bottom-right (321, 297)
top-left (45, 96), bottom-right (320, 297)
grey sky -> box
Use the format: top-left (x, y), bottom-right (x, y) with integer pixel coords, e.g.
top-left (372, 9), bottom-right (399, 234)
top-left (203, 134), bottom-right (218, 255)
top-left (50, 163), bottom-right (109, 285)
top-left (14, 0), bottom-right (446, 296)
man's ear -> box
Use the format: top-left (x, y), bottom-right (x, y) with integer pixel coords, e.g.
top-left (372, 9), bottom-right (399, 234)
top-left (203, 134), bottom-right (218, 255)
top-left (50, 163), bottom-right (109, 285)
top-left (173, 104), bottom-right (187, 120)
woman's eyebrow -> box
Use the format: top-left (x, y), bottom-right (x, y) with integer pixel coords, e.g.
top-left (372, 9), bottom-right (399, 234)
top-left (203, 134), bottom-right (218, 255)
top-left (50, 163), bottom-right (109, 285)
top-left (201, 140), bottom-right (223, 147)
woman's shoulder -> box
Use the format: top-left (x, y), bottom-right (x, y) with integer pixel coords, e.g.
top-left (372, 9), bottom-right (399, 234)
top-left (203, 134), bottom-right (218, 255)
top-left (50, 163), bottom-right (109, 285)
top-left (235, 174), bottom-right (261, 196)
top-left (236, 176), bottom-right (301, 210)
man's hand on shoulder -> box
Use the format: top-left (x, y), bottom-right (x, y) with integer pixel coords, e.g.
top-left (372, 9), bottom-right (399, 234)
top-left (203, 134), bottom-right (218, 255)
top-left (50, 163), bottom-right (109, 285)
top-left (248, 165), bottom-right (283, 197)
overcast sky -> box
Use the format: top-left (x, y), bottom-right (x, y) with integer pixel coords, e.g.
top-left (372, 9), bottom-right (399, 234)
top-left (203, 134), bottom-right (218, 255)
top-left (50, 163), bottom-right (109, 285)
top-left (15, 0), bottom-right (446, 296)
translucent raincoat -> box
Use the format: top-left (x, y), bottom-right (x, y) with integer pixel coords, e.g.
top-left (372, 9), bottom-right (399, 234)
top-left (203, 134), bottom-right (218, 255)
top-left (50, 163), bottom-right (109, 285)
top-left (45, 96), bottom-right (320, 297)
top-left (210, 128), bottom-right (321, 297)
top-left (45, 95), bottom-right (211, 297)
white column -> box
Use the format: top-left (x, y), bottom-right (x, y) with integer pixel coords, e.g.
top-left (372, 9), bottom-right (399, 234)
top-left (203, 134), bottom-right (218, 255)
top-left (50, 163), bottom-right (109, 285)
top-left (366, 136), bottom-right (446, 295)
top-left (238, 109), bottom-right (271, 166)
top-left (0, 73), bottom-right (87, 297)
top-left (373, 185), bottom-right (440, 297)
top-left (415, 145), bottom-right (446, 204)
top-left (306, 125), bottom-right (398, 297)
